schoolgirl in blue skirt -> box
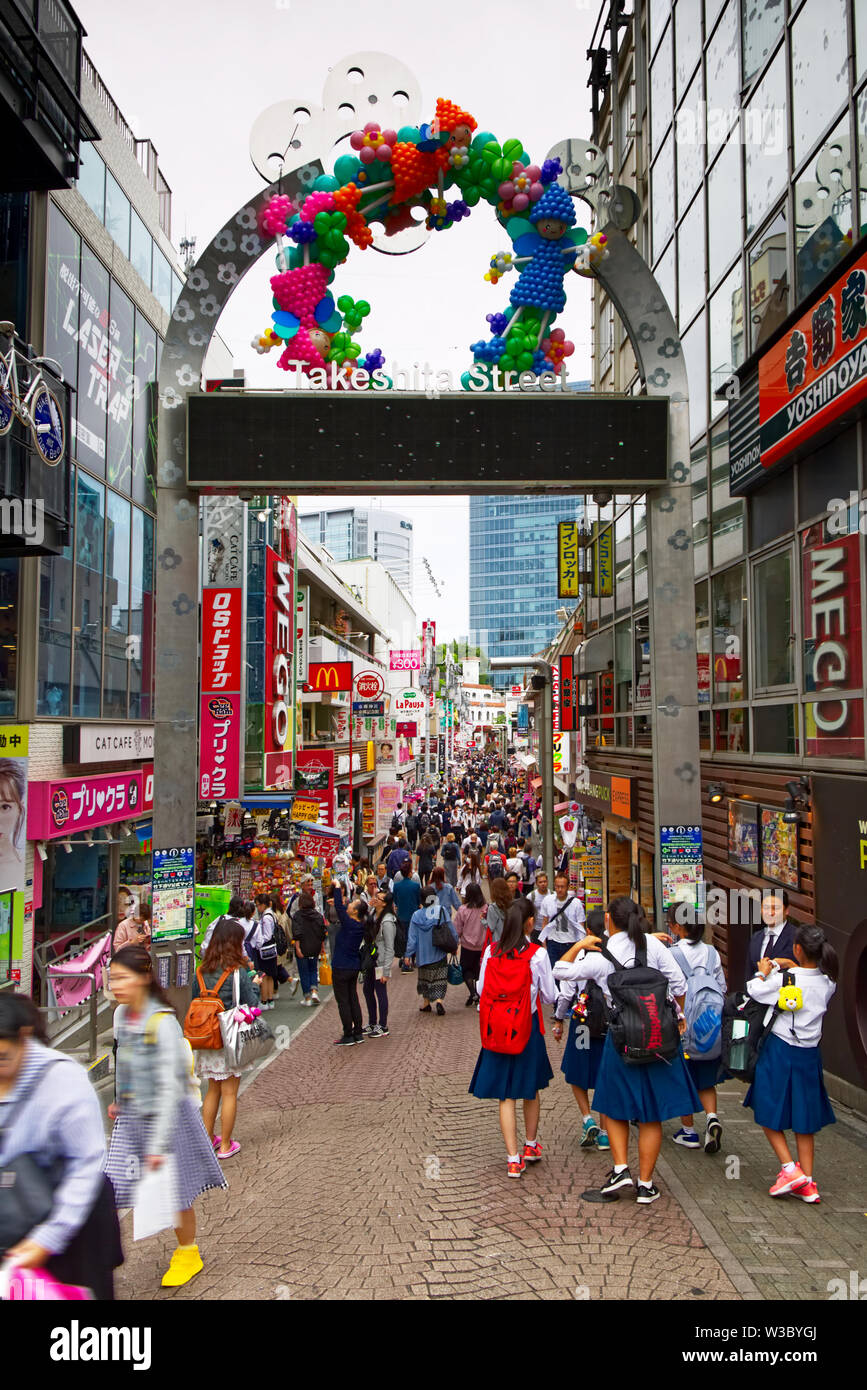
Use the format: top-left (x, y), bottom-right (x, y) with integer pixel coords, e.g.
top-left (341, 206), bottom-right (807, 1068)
top-left (744, 923), bottom-right (837, 1204)
top-left (469, 898), bottom-right (559, 1178)
top-left (666, 912), bottom-right (725, 1154)
top-left (561, 897), bottom-right (699, 1206)
top-left (552, 908), bottom-right (610, 1151)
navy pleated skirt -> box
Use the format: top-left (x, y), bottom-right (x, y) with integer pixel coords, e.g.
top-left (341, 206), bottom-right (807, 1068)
top-left (743, 1032), bottom-right (836, 1134)
top-left (560, 1013), bottom-right (606, 1089)
top-left (469, 1014), bottom-right (554, 1101)
top-left (592, 1031), bottom-right (701, 1123)
top-left (685, 1055), bottom-right (722, 1091)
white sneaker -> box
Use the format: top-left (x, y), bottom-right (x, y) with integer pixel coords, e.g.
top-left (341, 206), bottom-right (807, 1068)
top-left (310, 991), bottom-right (320, 1004)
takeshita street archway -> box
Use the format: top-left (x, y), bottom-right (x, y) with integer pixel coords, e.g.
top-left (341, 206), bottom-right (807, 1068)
top-left (154, 53), bottom-right (700, 925)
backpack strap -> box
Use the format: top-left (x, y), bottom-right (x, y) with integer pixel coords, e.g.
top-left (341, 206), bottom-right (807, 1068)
top-left (196, 965), bottom-right (232, 998)
top-left (670, 944), bottom-right (692, 979)
top-left (599, 943), bottom-right (620, 969)
top-left (143, 1008), bottom-right (175, 1045)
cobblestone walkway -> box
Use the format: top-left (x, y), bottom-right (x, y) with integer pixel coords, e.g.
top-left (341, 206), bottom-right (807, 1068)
top-left (115, 970), bottom-right (867, 1301)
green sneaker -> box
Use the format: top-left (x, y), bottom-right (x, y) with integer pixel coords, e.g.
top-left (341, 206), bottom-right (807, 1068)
top-left (595, 1131), bottom-right (611, 1152)
top-left (580, 1116), bottom-right (601, 1148)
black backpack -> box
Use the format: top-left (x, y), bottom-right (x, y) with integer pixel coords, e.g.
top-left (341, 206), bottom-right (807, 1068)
top-left (359, 933), bottom-right (378, 974)
top-left (406, 813), bottom-right (418, 833)
top-left (600, 942), bottom-right (680, 1065)
top-left (419, 814), bottom-right (430, 832)
top-left (273, 921), bottom-right (289, 956)
top-left (582, 979), bottom-right (611, 1038)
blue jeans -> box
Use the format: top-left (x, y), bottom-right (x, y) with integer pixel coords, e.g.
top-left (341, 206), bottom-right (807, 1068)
top-left (546, 940), bottom-right (572, 970)
top-left (297, 954), bottom-right (319, 995)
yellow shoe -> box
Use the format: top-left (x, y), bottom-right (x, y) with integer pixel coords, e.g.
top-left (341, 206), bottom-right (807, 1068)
top-left (161, 1243), bottom-right (203, 1288)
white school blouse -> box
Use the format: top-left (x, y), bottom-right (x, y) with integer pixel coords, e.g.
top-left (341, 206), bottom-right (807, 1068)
top-left (538, 892), bottom-right (586, 944)
top-left (746, 965), bottom-right (836, 1048)
top-left (552, 930), bottom-right (687, 1005)
top-left (477, 942), bottom-right (560, 1014)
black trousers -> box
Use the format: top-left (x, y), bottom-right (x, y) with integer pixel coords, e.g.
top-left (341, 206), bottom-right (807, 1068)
top-left (332, 966), bottom-right (362, 1038)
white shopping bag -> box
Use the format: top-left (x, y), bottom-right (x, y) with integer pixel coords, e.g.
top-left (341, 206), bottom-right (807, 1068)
top-left (132, 1155), bottom-right (177, 1242)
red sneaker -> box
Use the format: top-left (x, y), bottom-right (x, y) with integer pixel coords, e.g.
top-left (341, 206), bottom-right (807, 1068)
top-left (769, 1164), bottom-right (809, 1196)
top-left (522, 1140), bottom-right (543, 1164)
top-left (795, 1180), bottom-right (820, 1203)
top-left (507, 1157), bottom-right (526, 1178)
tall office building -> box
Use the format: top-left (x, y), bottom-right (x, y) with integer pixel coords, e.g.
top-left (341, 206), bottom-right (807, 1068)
top-left (468, 493), bottom-right (585, 690)
top-left (299, 506), bottom-right (414, 595)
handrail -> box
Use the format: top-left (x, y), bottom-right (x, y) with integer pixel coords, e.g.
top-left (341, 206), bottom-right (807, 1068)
top-left (34, 920), bottom-right (112, 1006)
top-left (44, 969), bottom-right (99, 1062)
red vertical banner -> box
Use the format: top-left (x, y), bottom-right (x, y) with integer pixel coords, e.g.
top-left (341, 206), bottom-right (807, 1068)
top-left (560, 655), bottom-right (574, 732)
top-left (600, 671), bottom-right (615, 732)
top-left (199, 587), bottom-right (243, 800)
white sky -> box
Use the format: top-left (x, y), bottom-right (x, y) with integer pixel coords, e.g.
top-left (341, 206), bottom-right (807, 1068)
top-left (75, 0), bottom-right (600, 637)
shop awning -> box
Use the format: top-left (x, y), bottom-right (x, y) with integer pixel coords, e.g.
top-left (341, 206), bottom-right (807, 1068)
top-left (241, 794), bottom-right (296, 811)
top-left (516, 753), bottom-right (536, 769)
top-left (531, 777), bottom-right (543, 789)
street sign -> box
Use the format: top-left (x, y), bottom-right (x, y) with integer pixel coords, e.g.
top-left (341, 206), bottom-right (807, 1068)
top-left (354, 669), bottom-right (384, 700)
top-left (396, 721), bottom-right (417, 737)
top-left (394, 688), bottom-right (425, 715)
top-left (353, 700), bottom-right (385, 716)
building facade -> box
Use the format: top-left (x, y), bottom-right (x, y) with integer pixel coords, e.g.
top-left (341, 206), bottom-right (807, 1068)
top-left (468, 493), bottom-right (586, 691)
top-left (567, 0), bottom-right (867, 1111)
top-left (299, 505), bottom-right (414, 595)
top-left (0, 41), bottom-right (186, 1000)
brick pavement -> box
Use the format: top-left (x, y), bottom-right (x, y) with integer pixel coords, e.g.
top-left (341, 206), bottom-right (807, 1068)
top-left (115, 968), bottom-right (867, 1302)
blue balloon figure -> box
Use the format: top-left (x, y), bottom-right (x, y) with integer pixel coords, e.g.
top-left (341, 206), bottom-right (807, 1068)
top-left (473, 183), bottom-right (588, 366)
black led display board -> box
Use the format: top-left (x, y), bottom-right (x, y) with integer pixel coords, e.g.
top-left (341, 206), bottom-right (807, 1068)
top-left (186, 391), bottom-right (669, 493)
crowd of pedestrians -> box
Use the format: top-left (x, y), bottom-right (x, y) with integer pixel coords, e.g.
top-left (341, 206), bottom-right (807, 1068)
top-left (0, 750), bottom-right (841, 1298)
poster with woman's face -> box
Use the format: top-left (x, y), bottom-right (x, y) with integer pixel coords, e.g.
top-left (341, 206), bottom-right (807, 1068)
top-left (0, 748), bottom-right (28, 894)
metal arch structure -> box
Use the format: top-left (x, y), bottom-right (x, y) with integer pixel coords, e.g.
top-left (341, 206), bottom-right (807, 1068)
top-left (153, 58), bottom-right (701, 925)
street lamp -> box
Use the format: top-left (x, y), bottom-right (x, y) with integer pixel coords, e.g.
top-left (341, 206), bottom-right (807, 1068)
top-left (490, 655), bottom-right (555, 884)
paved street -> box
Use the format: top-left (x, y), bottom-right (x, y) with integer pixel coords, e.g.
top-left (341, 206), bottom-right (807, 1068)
top-left (115, 970), bottom-right (867, 1302)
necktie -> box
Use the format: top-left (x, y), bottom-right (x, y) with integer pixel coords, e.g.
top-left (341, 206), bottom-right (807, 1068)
top-left (766, 932), bottom-right (777, 957)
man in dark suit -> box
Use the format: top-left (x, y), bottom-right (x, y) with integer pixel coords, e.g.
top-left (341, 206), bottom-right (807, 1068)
top-left (745, 889), bottom-right (797, 983)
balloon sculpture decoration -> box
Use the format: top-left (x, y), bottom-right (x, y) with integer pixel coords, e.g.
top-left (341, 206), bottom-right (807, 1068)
top-left (253, 98), bottom-right (609, 388)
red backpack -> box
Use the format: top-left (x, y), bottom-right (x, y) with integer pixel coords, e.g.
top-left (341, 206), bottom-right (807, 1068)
top-left (479, 941), bottom-right (544, 1055)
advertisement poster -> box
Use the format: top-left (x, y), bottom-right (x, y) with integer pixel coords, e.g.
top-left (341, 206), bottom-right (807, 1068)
top-left (728, 800), bottom-right (759, 874)
top-left (293, 750), bottom-right (334, 825)
top-left (660, 824), bottom-right (704, 910)
top-left (264, 542), bottom-right (296, 788)
top-left (193, 883), bottom-right (230, 952)
top-left (361, 791), bottom-right (376, 840)
top-left (389, 650), bottom-right (421, 671)
top-left (376, 738), bottom-right (397, 769)
top-left (0, 726), bottom-right (28, 894)
top-left (0, 890), bottom-right (24, 981)
top-left (291, 797), bottom-right (322, 822)
top-left (295, 832), bottom-right (341, 866)
top-left (558, 521), bottom-right (580, 600)
top-left (377, 780), bottom-right (400, 835)
top-left (760, 807), bottom-right (799, 889)
top-left (152, 846), bottom-right (195, 942)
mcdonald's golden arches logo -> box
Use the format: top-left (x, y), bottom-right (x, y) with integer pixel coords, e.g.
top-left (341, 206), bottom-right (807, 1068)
top-left (307, 661), bottom-right (353, 692)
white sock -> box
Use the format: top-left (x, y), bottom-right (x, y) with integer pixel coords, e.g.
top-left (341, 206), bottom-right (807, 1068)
top-left (782, 1161), bottom-right (796, 1172)
top-left (705, 1113), bottom-right (718, 1123)
top-left (638, 1179), bottom-right (653, 1189)
top-left (614, 1162), bottom-right (628, 1174)
top-left (507, 1153), bottom-right (520, 1164)
top-left (682, 1125), bottom-right (697, 1136)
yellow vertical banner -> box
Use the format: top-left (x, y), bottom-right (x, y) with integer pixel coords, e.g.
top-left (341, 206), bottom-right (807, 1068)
top-left (593, 522), bottom-right (613, 598)
top-left (557, 521), bottom-right (580, 600)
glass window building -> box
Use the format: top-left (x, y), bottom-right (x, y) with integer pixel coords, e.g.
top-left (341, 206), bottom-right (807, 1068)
top-left (468, 493), bottom-right (585, 690)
